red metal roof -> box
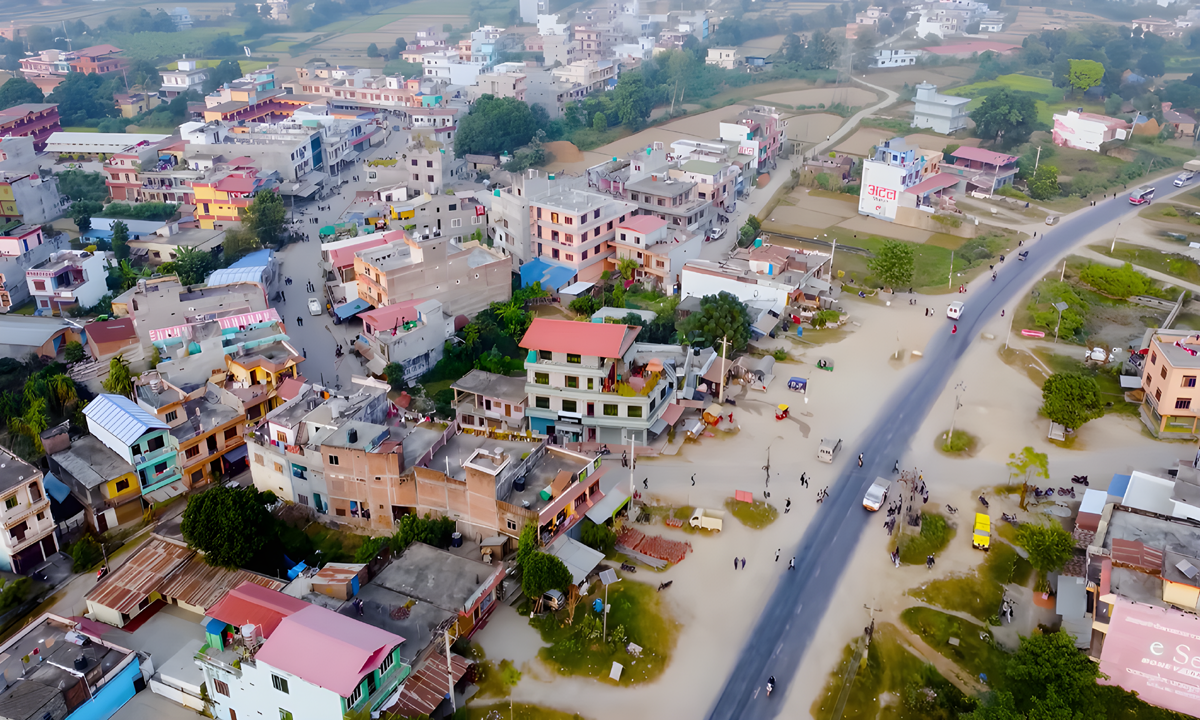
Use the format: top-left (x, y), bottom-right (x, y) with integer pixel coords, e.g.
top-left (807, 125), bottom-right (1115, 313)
top-left (519, 318), bottom-right (640, 358)
top-left (905, 173), bottom-right (960, 195)
top-left (86, 318), bottom-right (137, 344)
top-left (950, 146), bottom-right (1017, 166)
top-left (1111, 538), bottom-right (1164, 572)
top-left (276, 376), bottom-right (307, 402)
top-left (619, 214), bottom-right (668, 234)
top-left (205, 581), bottom-right (310, 638)
top-left (360, 300), bottom-right (421, 330)
top-left (388, 655), bottom-right (471, 718)
top-left (329, 236), bottom-right (391, 269)
top-left (85, 538), bottom-right (192, 615)
top-left (215, 176), bottom-right (257, 194)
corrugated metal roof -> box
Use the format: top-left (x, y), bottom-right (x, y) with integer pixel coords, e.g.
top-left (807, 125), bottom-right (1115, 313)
top-left (158, 555), bottom-right (284, 611)
top-left (388, 655), bottom-right (471, 717)
top-left (83, 394), bottom-right (169, 446)
top-left (1111, 538), bottom-right (1164, 573)
top-left (206, 581), bottom-right (310, 638)
top-left (85, 537), bottom-right (192, 615)
top-left (206, 266), bottom-right (268, 286)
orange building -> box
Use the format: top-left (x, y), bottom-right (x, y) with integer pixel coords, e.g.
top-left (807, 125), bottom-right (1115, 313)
top-left (1139, 330), bottom-right (1200, 436)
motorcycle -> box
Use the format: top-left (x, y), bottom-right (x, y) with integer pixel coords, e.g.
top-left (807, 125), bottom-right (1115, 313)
top-left (1001, 513), bottom-right (1018, 524)
top-left (598, 445), bottom-right (611, 456)
top-left (657, 581), bottom-right (673, 592)
top-left (620, 563), bottom-right (638, 573)
top-left (945, 504), bottom-right (957, 514)
top-left (978, 494), bottom-right (989, 508)
top-left (766, 677), bottom-right (775, 697)
top-left (1071, 475), bottom-right (1089, 486)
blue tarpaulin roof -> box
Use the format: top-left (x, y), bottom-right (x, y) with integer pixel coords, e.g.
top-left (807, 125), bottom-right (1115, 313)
top-left (43, 473), bottom-right (70, 503)
top-left (520, 257), bottom-right (576, 290)
top-left (334, 297), bottom-right (371, 320)
top-left (1110, 473), bottom-right (1132, 500)
top-left (228, 249), bottom-right (273, 269)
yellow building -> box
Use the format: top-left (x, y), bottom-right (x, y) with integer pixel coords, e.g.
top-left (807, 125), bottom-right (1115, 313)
top-left (46, 434), bottom-right (145, 533)
top-left (193, 173), bottom-right (260, 230)
top-left (225, 339), bottom-right (304, 389)
top-left (114, 92), bottom-right (160, 119)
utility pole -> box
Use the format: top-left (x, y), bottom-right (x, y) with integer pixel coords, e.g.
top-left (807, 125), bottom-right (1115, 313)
top-left (1004, 306), bottom-right (1016, 350)
top-left (1110, 221), bottom-right (1122, 253)
top-left (716, 335), bottom-right (732, 405)
top-left (947, 381), bottom-right (965, 440)
top-left (947, 250), bottom-right (954, 290)
top-left (444, 628), bottom-right (455, 714)
top-left (1034, 146), bottom-right (1042, 172)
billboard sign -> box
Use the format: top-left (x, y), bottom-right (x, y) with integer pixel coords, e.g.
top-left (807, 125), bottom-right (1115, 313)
top-left (859, 162), bottom-right (904, 222)
top-left (1099, 598), bottom-right (1200, 716)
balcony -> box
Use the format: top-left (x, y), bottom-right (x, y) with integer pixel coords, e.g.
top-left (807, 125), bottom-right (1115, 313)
top-left (133, 444), bottom-right (176, 469)
top-left (1, 496), bottom-right (50, 529)
top-left (140, 463), bottom-right (182, 491)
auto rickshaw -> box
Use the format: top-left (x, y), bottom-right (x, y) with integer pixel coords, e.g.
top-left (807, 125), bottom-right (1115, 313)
top-left (816, 357), bottom-right (834, 372)
top-left (788, 377), bottom-right (807, 393)
top-left (775, 404), bottom-right (790, 420)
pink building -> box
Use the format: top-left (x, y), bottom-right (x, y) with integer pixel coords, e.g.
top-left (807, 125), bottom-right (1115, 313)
top-left (1052, 110), bottom-right (1131, 153)
top-left (0, 224), bottom-right (44, 257)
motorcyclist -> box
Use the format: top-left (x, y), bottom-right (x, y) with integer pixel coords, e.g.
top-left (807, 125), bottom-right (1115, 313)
top-left (767, 676), bottom-right (776, 696)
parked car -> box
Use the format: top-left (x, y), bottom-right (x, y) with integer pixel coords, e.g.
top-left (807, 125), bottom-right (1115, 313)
top-left (709, 227), bottom-right (726, 241)
top-left (308, 298), bottom-right (322, 316)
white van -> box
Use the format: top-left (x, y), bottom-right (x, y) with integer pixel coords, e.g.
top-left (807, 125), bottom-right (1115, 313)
top-left (817, 437), bottom-right (842, 463)
top-left (1176, 171), bottom-right (1196, 188)
top-left (947, 301), bottom-right (964, 320)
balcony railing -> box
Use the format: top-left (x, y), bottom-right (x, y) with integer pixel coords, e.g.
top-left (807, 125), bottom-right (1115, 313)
top-left (133, 445), bottom-right (175, 468)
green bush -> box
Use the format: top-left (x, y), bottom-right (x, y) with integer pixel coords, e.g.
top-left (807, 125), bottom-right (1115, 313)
top-left (811, 309), bottom-right (841, 328)
top-left (995, 185), bottom-right (1030, 201)
top-left (580, 519), bottom-right (616, 555)
top-left (1078, 262), bottom-right (1155, 299)
top-left (897, 513), bottom-right (954, 564)
top-left (1163, 206), bottom-right (1180, 217)
top-left (67, 536), bottom-right (104, 572)
top-left (931, 214), bottom-right (962, 228)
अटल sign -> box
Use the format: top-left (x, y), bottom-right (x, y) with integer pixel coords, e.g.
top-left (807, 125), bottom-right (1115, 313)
top-left (858, 162), bottom-right (905, 222)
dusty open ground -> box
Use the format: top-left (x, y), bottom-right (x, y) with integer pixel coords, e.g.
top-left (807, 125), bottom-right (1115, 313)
top-left (785, 113), bottom-right (848, 144)
top-left (833, 127), bottom-right (897, 157)
top-left (473, 219), bottom-right (1176, 719)
top-left (739, 34), bottom-right (787, 55)
top-left (862, 66), bottom-right (975, 91)
top-left (759, 87), bottom-right (879, 108)
top-left (903, 133), bottom-right (983, 151)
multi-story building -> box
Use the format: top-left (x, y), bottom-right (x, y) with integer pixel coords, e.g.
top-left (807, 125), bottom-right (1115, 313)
top-left (192, 168), bottom-right (275, 230)
top-left (354, 299), bottom-right (452, 380)
top-left (103, 136), bottom-right (179, 202)
top-left (942, 146), bottom-right (1017, 194)
top-left (611, 214), bottom-right (702, 291)
top-left (550, 59), bottom-right (616, 95)
top-left (911, 82), bottom-right (970, 134)
top-left (670, 158), bottom-right (739, 214)
top-left (522, 68), bottom-right (585, 119)
top-left (46, 432), bottom-right (144, 532)
top-left (0, 136), bottom-right (36, 170)
top-left (489, 169), bottom-right (559, 269)
top-left (468, 70), bottom-right (528, 102)
top-left (1137, 330), bottom-right (1200, 435)
top-left (0, 223), bottom-right (47, 257)
top-left (289, 62), bottom-right (440, 111)
top-left (26, 249), bottom-right (112, 316)
top-left (872, 49), bottom-right (922, 68)
top-left (354, 232), bottom-right (510, 317)
top-left (624, 171), bottom-right (713, 237)
top-left (856, 5), bottom-right (883, 24)
top-left (111, 277), bottom-right (270, 351)
top-left (469, 25), bottom-right (505, 65)
top-left (0, 170), bottom-right (65, 226)
top-left (573, 23), bottom-right (607, 60)
top-left (422, 50), bottom-right (486, 86)
top-left (1052, 110), bottom-right (1131, 152)
top-left (19, 45), bottom-right (127, 91)
top-left (114, 92), bottom-right (160, 118)
top-left (0, 447), bottom-right (57, 574)
top-left (718, 105), bottom-right (785, 174)
top-left (83, 394), bottom-right (183, 497)
top-left (196, 586), bottom-right (409, 720)
top-left (542, 33), bottom-right (577, 67)
top-left (373, 185), bottom-right (486, 242)
top-left (706, 47), bottom-right (741, 69)
top-left (135, 373), bottom-right (248, 488)
top-left (451, 369), bottom-right (529, 432)
top-left (161, 57), bottom-right (208, 97)
top-left (0, 104), bottom-right (61, 151)
top-left (528, 185), bottom-right (635, 283)
top-left (681, 244), bottom-right (832, 312)
top-left (0, 613), bottom-right (142, 720)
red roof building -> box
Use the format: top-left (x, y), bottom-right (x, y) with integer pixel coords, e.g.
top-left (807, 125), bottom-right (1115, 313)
top-left (519, 317), bottom-right (641, 358)
top-left (944, 146), bottom-right (1020, 194)
top-left (0, 104), bottom-right (60, 151)
top-left (206, 580), bottom-right (310, 639)
top-left (922, 41), bottom-right (1020, 57)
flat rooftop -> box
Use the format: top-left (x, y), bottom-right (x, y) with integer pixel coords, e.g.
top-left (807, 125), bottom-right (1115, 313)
top-left (371, 542), bottom-right (500, 615)
top-left (504, 447), bottom-right (590, 513)
top-left (50, 435), bottom-right (133, 489)
top-left (426, 433), bottom-right (532, 483)
top-left (535, 186), bottom-right (609, 214)
top-left (451, 369), bottom-right (526, 404)
top-left (626, 176), bottom-right (694, 197)
top-left (1102, 508), bottom-right (1200, 607)
top-left (0, 447), bottom-right (40, 494)
top-left (1152, 331), bottom-right (1200, 369)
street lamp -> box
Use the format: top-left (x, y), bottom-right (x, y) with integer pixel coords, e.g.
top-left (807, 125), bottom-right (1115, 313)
top-left (599, 568), bottom-right (619, 639)
top-left (1110, 221), bottom-right (1122, 254)
top-left (1052, 301), bottom-right (1069, 344)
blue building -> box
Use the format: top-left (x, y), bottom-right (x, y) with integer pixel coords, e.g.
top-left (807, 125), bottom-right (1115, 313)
top-left (0, 613), bottom-right (143, 720)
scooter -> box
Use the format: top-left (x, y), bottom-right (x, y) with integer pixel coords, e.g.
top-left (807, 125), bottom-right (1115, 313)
top-left (978, 494), bottom-right (989, 508)
top-left (766, 677), bottom-right (775, 697)
top-left (657, 581), bottom-right (673, 592)
top-left (1071, 475), bottom-right (1089, 485)
top-left (945, 504), bottom-right (957, 514)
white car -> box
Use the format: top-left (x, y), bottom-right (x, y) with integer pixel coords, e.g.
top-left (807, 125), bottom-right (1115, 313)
top-left (947, 301), bottom-right (964, 320)
top-left (709, 227), bottom-right (726, 242)
top-left (308, 298), bottom-right (322, 316)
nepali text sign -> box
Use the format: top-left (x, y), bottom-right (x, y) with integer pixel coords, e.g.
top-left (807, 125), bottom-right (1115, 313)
top-left (858, 162), bottom-right (905, 222)
top-left (1099, 597), bottom-right (1200, 717)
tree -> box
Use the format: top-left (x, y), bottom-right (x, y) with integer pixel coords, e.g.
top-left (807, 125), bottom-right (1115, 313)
top-left (101, 355), bottom-right (134, 397)
top-left (221, 226), bottom-right (260, 264)
top-left (1007, 445), bottom-right (1049, 485)
top-left (46, 73), bottom-right (118, 126)
top-left (242, 190), bottom-right (286, 248)
top-left (181, 486), bottom-right (278, 569)
top-left (1016, 522), bottom-right (1076, 590)
top-left (617, 257), bottom-right (638, 281)
top-left (454, 95), bottom-right (538, 156)
top-left (0, 78), bottom-right (44, 111)
top-left (110, 221), bottom-right (129, 261)
top-left (803, 29), bottom-right (840, 70)
top-left (972, 89), bottom-right (1040, 146)
top-left (522, 551), bottom-right (572, 599)
top-left (1041, 372), bottom-right (1102, 430)
top-left (677, 291), bottom-right (753, 353)
top-left (569, 295), bottom-right (600, 317)
top-left (202, 59), bottom-right (243, 95)
top-left (394, 37), bottom-right (407, 51)
top-left (64, 341), bottom-right (86, 363)
top-left (367, 42), bottom-right (380, 58)
top-left (1104, 93), bottom-right (1123, 115)
top-left (867, 240), bottom-right (915, 290)
top-left (1028, 164), bottom-right (1059, 200)
top-left (1138, 52), bottom-right (1166, 78)
top-left (592, 111), bottom-right (607, 132)
top-left (612, 71), bottom-right (653, 129)
top-left (383, 362), bottom-right (406, 392)
top-left (57, 170), bottom-right (109, 202)
top-left (1006, 631), bottom-right (1105, 715)
top-left (174, 246), bottom-right (218, 285)
top-left (580, 519), bottom-right (616, 555)
top-left (1066, 59), bottom-right (1104, 95)
top-left (128, 59), bottom-right (163, 92)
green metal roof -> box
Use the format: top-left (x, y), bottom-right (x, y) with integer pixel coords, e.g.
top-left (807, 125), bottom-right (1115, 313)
top-left (680, 159), bottom-right (725, 176)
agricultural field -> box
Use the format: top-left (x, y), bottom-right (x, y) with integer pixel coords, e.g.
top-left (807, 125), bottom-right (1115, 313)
top-left (101, 25), bottom-right (248, 61)
top-left (944, 73), bottom-right (1106, 125)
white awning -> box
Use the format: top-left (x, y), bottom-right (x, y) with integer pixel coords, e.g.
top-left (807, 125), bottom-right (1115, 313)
top-left (585, 486), bottom-right (630, 524)
top-left (144, 480), bottom-right (186, 504)
top-left (546, 535), bottom-right (605, 586)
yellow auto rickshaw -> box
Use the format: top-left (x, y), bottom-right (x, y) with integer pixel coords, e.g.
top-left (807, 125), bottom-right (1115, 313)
top-left (775, 404), bottom-right (790, 421)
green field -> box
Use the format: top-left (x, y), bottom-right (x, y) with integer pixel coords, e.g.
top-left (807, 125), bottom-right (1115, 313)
top-left (166, 58), bottom-right (275, 73)
top-left (944, 73), bottom-right (1106, 126)
top-left (309, 0), bottom-right (516, 33)
top-left (102, 25), bottom-right (248, 61)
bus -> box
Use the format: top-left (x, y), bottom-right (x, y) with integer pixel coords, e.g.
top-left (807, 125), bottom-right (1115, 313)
top-left (1129, 186), bottom-right (1156, 205)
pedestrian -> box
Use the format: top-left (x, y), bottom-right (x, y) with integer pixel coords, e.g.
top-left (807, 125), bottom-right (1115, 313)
top-left (643, 478), bottom-right (648, 490)
top-left (784, 498), bottom-right (791, 514)
top-left (296, 316), bottom-right (303, 326)
top-left (734, 557), bottom-right (738, 570)
top-left (858, 453), bottom-right (864, 468)
top-left (621, 451), bottom-right (627, 468)
top-left (691, 473), bottom-right (696, 486)
top-left (281, 291), bottom-right (286, 303)
top-left (775, 549), bottom-right (780, 562)
top-left (788, 557), bottom-right (795, 570)
top-left (741, 557), bottom-right (746, 569)
top-left (893, 460), bottom-right (899, 474)
top-left (303, 348), bottom-right (307, 358)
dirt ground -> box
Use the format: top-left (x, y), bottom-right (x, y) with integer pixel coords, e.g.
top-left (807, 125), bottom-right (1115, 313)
top-left (739, 34), bottom-right (788, 55)
top-left (903, 133), bottom-right (983, 152)
top-left (838, 215), bottom-right (935, 242)
top-left (833, 127), bottom-right (897, 157)
top-left (785, 113), bottom-right (848, 144)
top-left (862, 66), bottom-right (975, 91)
top-left (759, 87), bottom-right (879, 107)
top-left (473, 218), bottom-right (1178, 720)
top-left (543, 141), bottom-right (585, 164)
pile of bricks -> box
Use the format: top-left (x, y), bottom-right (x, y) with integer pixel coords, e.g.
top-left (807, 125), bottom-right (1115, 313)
top-left (617, 526), bottom-right (692, 564)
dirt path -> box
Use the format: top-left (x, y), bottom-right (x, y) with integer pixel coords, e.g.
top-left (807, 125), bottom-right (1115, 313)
top-left (890, 621), bottom-right (988, 696)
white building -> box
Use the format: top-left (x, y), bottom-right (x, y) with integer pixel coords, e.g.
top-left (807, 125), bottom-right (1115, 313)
top-left (354, 298), bottom-right (453, 379)
top-left (538, 13), bottom-right (570, 35)
top-left (706, 47), bottom-right (741, 69)
top-left (872, 49), bottom-right (921, 68)
top-left (422, 51), bottom-right (486, 87)
top-left (26, 249), bottom-right (112, 316)
top-left (521, 0), bottom-right (547, 23)
top-left (911, 81), bottom-right (969, 134)
top-left (1052, 110), bottom-right (1131, 153)
top-left (161, 58), bottom-right (209, 98)
top-left (0, 447), bottom-right (57, 574)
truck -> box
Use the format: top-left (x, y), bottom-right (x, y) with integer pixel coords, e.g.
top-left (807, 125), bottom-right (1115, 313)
top-left (689, 508), bottom-right (726, 532)
top-left (817, 437), bottom-right (843, 463)
top-left (863, 478), bottom-right (890, 511)
top-left (1175, 171), bottom-right (1196, 188)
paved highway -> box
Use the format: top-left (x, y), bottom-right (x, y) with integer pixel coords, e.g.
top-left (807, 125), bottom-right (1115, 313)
top-left (706, 175), bottom-right (1185, 720)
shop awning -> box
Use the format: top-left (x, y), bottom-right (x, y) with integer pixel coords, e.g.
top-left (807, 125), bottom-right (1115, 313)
top-left (334, 297), bottom-right (371, 320)
top-left (649, 417), bottom-right (668, 435)
top-left (319, 225), bottom-right (336, 236)
top-left (223, 444), bottom-right (249, 464)
top-left (586, 487), bottom-right (630, 524)
top-left (660, 403), bottom-right (684, 425)
top-left (145, 481), bottom-right (187, 504)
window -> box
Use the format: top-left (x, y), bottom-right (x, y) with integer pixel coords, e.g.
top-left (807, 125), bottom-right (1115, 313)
top-left (292, 464), bottom-right (308, 480)
top-left (507, 518), bottom-right (518, 530)
top-left (328, 454), bottom-right (340, 466)
top-left (566, 376), bottom-right (578, 388)
top-left (224, 427), bottom-right (238, 440)
top-left (36, 511), bottom-right (44, 521)
top-left (451, 218), bottom-right (462, 228)
top-left (1151, 352), bottom-right (1157, 364)
top-left (347, 682), bottom-right (364, 707)
top-left (587, 378), bottom-right (594, 390)
top-left (115, 478), bottom-right (130, 492)
top-left (1185, 376), bottom-right (1197, 388)
top-left (191, 470), bottom-right (202, 483)
top-left (1177, 398), bottom-right (1192, 410)
top-left (535, 396), bottom-right (550, 409)
top-left (628, 406), bottom-right (643, 418)
top-left (380, 652), bottom-right (395, 675)
top-left (562, 399), bottom-right (577, 413)
top-left (551, 212), bottom-right (560, 223)
top-left (5, 496), bottom-right (18, 510)
top-left (213, 679), bottom-right (230, 697)
top-left (1162, 366), bottom-right (1168, 379)
top-left (272, 675), bottom-right (290, 694)
top-left (185, 446), bottom-right (200, 459)
top-left (298, 494), bottom-right (309, 506)
top-left (630, 193), bottom-right (639, 201)
top-left (1156, 388), bottom-right (1163, 401)
top-left (274, 462), bottom-right (284, 473)
top-left (603, 403), bottom-right (618, 416)
top-left (567, 354), bottom-right (581, 364)
top-left (165, 410), bottom-right (178, 422)
top-left (594, 209), bottom-right (600, 220)
top-left (565, 216), bottom-right (573, 225)
top-left (539, 350), bottom-right (552, 361)
top-left (535, 372), bottom-right (549, 385)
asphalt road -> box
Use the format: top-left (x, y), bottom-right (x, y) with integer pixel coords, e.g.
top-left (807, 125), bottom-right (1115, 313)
top-left (706, 175), bottom-right (1185, 719)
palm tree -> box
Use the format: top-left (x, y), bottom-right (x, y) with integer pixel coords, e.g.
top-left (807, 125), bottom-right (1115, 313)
top-left (111, 260), bottom-right (150, 292)
top-left (9, 397), bottom-right (49, 455)
top-left (47, 374), bottom-right (78, 410)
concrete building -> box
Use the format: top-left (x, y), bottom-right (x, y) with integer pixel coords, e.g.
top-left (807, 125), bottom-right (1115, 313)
top-left (0, 447), bottom-right (57, 574)
top-left (528, 184), bottom-right (636, 284)
top-left (0, 136), bottom-right (37, 171)
top-left (353, 298), bottom-right (453, 379)
top-left (942, 146), bottom-right (1018, 194)
top-left (19, 46), bottom-right (127, 91)
top-left (0, 231), bottom-right (61, 312)
top-left (624, 168), bottom-right (714, 237)
top-left (421, 50), bottom-right (486, 87)
top-left (0, 171), bottom-right (65, 226)
top-left (467, 71), bottom-right (528, 102)
top-left (25, 249), bottom-right (112, 316)
top-left (111, 277), bottom-right (269, 352)
top-left (1052, 110), bottom-right (1131, 152)
top-left (706, 47), bottom-right (741, 69)
top-left (488, 169), bottom-right (568, 269)
top-left (1137, 330), bottom-right (1200, 435)
top-left (372, 185), bottom-right (487, 243)
top-left (717, 106), bottom-right (786, 173)
top-left (550, 59), bottom-right (616, 95)
top-left (911, 82), bottom-right (970, 134)
top-left (451, 369), bottom-right (529, 432)
top-left (871, 49), bottom-right (921, 68)
top-left (354, 232), bottom-right (511, 318)
top-left (0, 613), bottom-right (142, 720)
top-left (612, 214), bottom-right (702, 291)
top-left (46, 432), bottom-right (144, 533)
top-left (681, 245), bottom-right (832, 316)
top-left (135, 374), bottom-right (248, 489)
top-left (161, 57), bottom-right (208, 97)
top-left (82, 394), bottom-right (183, 497)
top-left (0, 314), bottom-right (80, 358)
top-left (0, 104), bottom-right (61, 151)
top-left (670, 158), bottom-right (739, 214)
top-left (83, 316), bottom-right (139, 362)
top-left (542, 33), bottom-right (578, 67)
top-left (521, 0), bottom-right (546, 22)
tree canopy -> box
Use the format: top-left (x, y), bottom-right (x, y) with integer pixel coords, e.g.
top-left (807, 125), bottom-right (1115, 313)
top-left (242, 190), bottom-right (286, 248)
top-left (1015, 522), bottom-right (1076, 585)
top-left (1066, 59), bottom-right (1104, 94)
top-left (47, 72), bottom-right (120, 126)
top-left (222, 226), bottom-right (261, 265)
top-left (203, 59), bottom-right (244, 95)
top-left (676, 291), bottom-right (753, 353)
top-left (1078, 262), bottom-right (1153, 299)
top-left (111, 221), bottom-right (130, 261)
top-left (181, 486), bottom-right (278, 569)
top-left (1028, 164), bottom-right (1060, 201)
top-left (57, 171), bottom-right (109, 203)
top-left (867, 240), bottom-right (916, 290)
top-left (522, 552), bottom-right (572, 599)
top-left (174, 246), bottom-right (218, 285)
top-left (1007, 446), bottom-right (1050, 485)
top-left (612, 71), bottom-right (654, 129)
top-left (101, 355), bottom-right (133, 397)
top-left (1041, 372), bottom-right (1103, 431)
top-left (455, 95), bottom-right (539, 156)
top-left (0, 78), bottom-right (44, 111)
top-left (972, 89), bottom-right (1040, 146)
